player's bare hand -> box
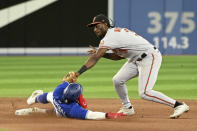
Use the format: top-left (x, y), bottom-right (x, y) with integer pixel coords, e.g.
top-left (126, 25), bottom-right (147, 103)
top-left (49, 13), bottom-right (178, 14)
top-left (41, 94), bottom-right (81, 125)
top-left (61, 71), bottom-right (77, 83)
top-left (87, 45), bottom-right (97, 55)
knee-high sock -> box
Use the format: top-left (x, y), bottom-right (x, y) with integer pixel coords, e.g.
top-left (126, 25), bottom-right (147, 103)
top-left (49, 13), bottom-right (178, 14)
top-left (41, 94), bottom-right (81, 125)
top-left (36, 93), bottom-right (49, 104)
top-left (113, 81), bottom-right (131, 108)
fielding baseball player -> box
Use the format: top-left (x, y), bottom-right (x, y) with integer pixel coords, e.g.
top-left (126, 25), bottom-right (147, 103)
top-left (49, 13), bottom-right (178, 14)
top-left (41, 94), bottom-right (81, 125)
top-left (16, 80), bottom-right (125, 120)
top-left (63, 14), bottom-right (189, 119)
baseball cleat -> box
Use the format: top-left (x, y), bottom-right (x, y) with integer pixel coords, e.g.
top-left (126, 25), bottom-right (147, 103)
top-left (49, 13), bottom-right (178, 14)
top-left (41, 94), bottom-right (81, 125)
top-left (170, 102), bottom-right (189, 119)
top-left (117, 106), bottom-right (135, 115)
top-left (27, 90), bottom-right (43, 105)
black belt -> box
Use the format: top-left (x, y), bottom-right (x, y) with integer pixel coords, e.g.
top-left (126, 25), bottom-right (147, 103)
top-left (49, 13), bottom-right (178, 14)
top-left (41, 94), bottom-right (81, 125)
top-left (137, 47), bottom-right (156, 61)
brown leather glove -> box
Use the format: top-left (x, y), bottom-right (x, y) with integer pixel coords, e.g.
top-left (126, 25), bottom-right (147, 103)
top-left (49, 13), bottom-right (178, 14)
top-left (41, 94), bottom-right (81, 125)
top-left (61, 72), bottom-right (77, 83)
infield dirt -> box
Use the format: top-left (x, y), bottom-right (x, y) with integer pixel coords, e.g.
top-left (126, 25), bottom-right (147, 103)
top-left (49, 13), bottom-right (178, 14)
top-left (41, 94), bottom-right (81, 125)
top-left (0, 98), bottom-right (196, 131)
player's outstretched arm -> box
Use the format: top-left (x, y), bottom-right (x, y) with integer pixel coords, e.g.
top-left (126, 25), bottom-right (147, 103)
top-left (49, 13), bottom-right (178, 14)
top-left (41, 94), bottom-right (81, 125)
top-left (85, 48), bottom-right (107, 68)
top-left (87, 45), bottom-right (124, 61)
top-left (85, 110), bottom-right (125, 120)
top-left (62, 48), bottom-right (107, 80)
top-left (76, 48), bottom-right (108, 77)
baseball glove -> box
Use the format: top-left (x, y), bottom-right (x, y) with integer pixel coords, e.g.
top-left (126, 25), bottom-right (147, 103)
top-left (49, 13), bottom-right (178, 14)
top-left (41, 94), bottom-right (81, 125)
top-left (61, 72), bottom-right (77, 83)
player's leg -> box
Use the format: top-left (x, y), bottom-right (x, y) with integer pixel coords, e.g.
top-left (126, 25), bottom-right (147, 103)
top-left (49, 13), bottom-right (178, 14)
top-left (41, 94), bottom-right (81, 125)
top-left (15, 107), bottom-right (48, 115)
top-left (20, 91), bottom-right (54, 115)
top-left (36, 92), bottom-right (49, 103)
top-left (138, 51), bottom-right (176, 107)
top-left (27, 90), bottom-right (54, 105)
top-left (113, 60), bottom-right (138, 115)
top-left (27, 90), bottom-right (45, 105)
top-left (138, 51), bottom-right (189, 118)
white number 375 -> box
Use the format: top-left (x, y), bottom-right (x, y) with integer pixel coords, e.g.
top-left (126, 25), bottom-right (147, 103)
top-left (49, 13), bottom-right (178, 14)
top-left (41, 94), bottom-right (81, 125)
top-left (147, 11), bottom-right (195, 34)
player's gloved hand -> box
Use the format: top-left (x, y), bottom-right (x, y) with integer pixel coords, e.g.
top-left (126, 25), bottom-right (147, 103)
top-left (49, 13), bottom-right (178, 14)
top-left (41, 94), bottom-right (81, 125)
top-left (87, 45), bottom-right (97, 55)
top-left (105, 112), bottom-right (126, 119)
top-left (61, 72), bottom-right (77, 83)
top-left (78, 94), bottom-right (87, 108)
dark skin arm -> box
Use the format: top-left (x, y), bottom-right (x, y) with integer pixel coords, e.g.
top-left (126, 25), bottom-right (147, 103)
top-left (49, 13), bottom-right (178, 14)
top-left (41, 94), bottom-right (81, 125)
top-left (75, 48), bottom-right (125, 77)
top-left (88, 45), bottom-right (124, 60)
top-left (75, 48), bottom-right (107, 77)
top-left (85, 48), bottom-right (107, 69)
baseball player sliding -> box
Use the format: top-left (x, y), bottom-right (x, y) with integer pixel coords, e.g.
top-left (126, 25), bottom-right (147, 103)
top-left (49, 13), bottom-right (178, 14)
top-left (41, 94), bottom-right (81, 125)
top-left (63, 14), bottom-right (189, 119)
top-left (15, 73), bottom-right (125, 120)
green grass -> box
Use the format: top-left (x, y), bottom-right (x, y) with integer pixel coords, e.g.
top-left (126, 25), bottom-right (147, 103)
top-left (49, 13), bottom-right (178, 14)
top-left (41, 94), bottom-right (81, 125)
top-left (0, 56), bottom-right (196, 99)
top-left (0, 129), bottom-right (9, 131)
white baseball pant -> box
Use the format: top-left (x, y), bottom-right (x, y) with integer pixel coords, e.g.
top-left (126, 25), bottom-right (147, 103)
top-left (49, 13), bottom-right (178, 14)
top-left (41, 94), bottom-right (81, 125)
top-left (113, 49), bottom-right (176, 108)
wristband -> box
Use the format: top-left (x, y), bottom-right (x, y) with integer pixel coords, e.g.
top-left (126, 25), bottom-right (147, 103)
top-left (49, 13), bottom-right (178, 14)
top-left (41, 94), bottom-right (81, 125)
top-left (105, 113), bottom-right (109, 119)
top-left (78, 65), bottom-right (88, 75)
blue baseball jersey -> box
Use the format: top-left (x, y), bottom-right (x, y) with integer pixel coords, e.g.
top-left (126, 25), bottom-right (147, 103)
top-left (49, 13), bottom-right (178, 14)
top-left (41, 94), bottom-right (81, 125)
top-left (52, 82), bottom-right (88, 119)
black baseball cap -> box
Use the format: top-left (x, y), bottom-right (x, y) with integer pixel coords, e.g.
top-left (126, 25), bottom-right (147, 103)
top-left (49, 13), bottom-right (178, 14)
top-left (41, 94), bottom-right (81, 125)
top-left (87, 14), bottom-right (110, 27)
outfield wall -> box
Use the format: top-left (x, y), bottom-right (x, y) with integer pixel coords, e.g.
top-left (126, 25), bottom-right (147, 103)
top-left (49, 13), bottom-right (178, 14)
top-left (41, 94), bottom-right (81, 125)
top-left (0, 0), bottom-right (196, 55)
top-left (114, 0), bottom-right (197, 54)
top-left (0, 0), bottom-right (107, 56)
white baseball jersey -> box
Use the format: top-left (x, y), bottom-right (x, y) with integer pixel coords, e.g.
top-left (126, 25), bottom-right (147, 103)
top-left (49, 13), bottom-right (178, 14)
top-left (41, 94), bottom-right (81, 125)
top-left (99, 27), bottom-right (154, 61)
top-left (99, 27), bottom-right (176, 109)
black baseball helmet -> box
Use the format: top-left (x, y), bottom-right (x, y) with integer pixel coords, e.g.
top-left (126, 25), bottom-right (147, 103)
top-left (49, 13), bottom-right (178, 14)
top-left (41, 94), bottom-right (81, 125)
top-left (87, 14), bottom-right (113, 28)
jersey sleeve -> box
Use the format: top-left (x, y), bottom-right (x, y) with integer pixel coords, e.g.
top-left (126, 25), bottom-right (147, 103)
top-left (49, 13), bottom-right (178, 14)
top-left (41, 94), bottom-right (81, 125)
top-left (53, 99), bottom-right (88, 119)
top-left (67, 103), bottom-right (88, 119)
top-left (99, 29), bottom-right (118, 49)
